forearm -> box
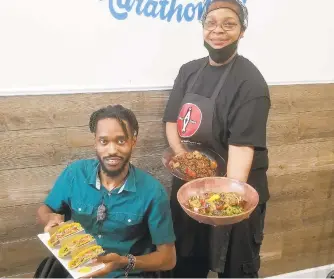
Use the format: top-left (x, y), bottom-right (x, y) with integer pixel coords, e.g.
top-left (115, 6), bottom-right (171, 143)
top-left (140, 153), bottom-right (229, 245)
top-left (227, 145), bottom-right (254, 182)
top-left (120, 245), bottom-right (176, 271)
top-left (166, 122), bottom-right (184, 154)
top-left (36, 204), bottom-right (57, 225)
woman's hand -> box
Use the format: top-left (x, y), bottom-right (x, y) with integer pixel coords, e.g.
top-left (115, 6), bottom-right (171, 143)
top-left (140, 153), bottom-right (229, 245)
top-left (81, 253), bottom-right (127, 278)
top-left (165, 122), bottom-right (186, 155)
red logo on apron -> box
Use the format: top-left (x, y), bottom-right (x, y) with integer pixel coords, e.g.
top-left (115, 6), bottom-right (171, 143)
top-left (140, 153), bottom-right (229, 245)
top-left (177, 103), bottom-right (202, 138)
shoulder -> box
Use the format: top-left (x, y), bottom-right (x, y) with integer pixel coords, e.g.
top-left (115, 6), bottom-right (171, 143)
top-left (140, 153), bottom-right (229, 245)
top-left (179, 56), bottom-right (208, 76)
top-left (232, 56), bottom-right (270, 103)
top-left (132, 165), bottom-right (168, 197)
top-left (65, 159), bottom-right (98, 176)
top-left (234, 56), bottom-right (269, 90)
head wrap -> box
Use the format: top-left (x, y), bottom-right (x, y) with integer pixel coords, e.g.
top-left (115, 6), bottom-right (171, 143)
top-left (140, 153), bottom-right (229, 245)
top-left (202, 0), bottom-right (248, 29)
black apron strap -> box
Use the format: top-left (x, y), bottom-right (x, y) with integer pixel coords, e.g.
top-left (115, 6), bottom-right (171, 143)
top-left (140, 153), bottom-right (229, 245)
top-left (210, 55), bottom-right (238, 101)
top-left (187, 58), bottom-right (208, 93)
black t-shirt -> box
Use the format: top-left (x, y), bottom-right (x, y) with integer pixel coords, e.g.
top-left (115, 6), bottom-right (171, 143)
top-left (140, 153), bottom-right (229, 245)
top-left (163, 55), bottom-right (271, 203)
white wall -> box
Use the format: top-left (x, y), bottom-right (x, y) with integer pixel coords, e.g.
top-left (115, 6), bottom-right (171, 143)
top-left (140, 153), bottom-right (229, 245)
top-left (0, 0), bottom-right (333, 96)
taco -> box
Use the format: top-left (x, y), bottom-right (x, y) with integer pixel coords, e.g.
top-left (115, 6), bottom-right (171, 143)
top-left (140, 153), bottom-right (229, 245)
top-left (68, 245), bottom-right (104, 269)
top-left (48, 222), bottom-right (83, 248)
top-left (58, 234), bottom-right (94, 258)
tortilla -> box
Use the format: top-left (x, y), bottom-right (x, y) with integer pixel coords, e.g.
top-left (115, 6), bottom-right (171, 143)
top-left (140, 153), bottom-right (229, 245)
top-left (48, 222), bottom-right (83, 248)
top-left (68, 245), bottom-right (104, 269)
top-left (58, 234), bottom-right (95, 258)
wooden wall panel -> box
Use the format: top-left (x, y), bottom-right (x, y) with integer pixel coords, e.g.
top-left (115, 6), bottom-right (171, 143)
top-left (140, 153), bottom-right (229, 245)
top-left (0, 238), bottom-right (49, 277)
top-left (267, 113), bottom-right (299, 146)
top-left (288, 84), bottom-right (334, 112)
top-left (0, 165), bottom-right (65, 208)
top-left (298, 110), bottom-right (334, 141)
top-left (1, 83), bottom-right (334, 278)
top-left (0, 204), bottom-right (41, 243)
top-left (0, 92), bottom-right (167, 131)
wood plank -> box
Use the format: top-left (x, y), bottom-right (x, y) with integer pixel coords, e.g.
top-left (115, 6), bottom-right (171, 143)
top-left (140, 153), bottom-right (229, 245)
top-left (260, 250), bottom-right (333, 277)
top-left (260, 233), bottom-right (283, 262)
top-left (282, 221), bottom-right (334, 257)
top-left (0, 238), bottom-right (49, 277)
top-left (268, 85), bottom-right (291, 114)
top-left (301, 197), bottom-right (334, 228)
top-left (0, 113), bottom-right (7, 132)
top-left (0, 128), bottom-right (68, 171)
top-left (0, 204), bottom-right (42, 243)
top-left (298, 110), bottom-right (334, 141)
top-left (289, 83), bottom-right (334, 113)
top-left (264, 200), bottom-right (303, 234)
top-left (265, 197), bottom-right (334, 235)
top-left (267, 112), bottom-right (299, 146)
top-left (0, 91), bottom-right (169, 131)
top-left (268, 139), bottom-right (334, 176)
top-left (268, 170), bottom-right (333, 203)
top-left (0, 165), bottom-right (65, 208)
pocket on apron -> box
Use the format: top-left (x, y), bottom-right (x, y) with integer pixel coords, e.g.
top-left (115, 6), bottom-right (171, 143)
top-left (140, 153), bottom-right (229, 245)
top-left (241, 255), bottom-right (260, 278)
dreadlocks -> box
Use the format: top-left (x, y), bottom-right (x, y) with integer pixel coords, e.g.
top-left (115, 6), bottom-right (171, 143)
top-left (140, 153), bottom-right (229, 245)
top-left (89, 105), bottom-right (139, 139)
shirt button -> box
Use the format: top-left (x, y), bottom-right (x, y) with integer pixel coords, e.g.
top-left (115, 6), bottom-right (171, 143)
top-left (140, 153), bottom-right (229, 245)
top-left (108, 193), bottom-right (111, 196)
top-left (128, 219), bottom-right (132, 223)
top-left (78, 208), bottom-right (82, 212)
top-left (98, 235), bottom-right (102, 239)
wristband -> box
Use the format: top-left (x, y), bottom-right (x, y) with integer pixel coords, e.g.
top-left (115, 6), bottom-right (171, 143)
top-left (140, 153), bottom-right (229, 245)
top-left (123, 254), bottom-right (136, 278)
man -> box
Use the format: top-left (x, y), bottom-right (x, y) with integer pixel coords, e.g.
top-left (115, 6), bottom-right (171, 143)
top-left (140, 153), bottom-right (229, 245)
top-left (37, 105), bottom-right (176, 278)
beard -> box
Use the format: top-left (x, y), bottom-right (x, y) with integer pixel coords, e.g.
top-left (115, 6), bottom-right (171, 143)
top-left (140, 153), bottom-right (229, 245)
top-left (97, 152), bottom-right (131, 178)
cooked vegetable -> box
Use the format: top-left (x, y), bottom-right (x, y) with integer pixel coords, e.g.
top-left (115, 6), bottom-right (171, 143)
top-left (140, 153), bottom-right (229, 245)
top-left (169, 151), bottom-right (217, 180)
top-left (186, 192), bottom-right (246, 216)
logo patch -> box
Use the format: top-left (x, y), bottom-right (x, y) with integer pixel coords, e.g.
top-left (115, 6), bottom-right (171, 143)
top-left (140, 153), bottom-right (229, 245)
top-left (177, 103), bottom-right (202, 138)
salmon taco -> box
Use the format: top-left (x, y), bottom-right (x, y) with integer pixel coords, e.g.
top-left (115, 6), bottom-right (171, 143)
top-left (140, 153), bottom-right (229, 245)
top-left (58, 234), bottom-right (95, 258)
top-left (48, 222), bottom-right (83, 248)
top-left (68, 245), bottom-right (104, 269)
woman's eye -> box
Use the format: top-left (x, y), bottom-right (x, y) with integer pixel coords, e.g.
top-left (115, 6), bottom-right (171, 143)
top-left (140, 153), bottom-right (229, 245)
top-left (225, 22), bottom-right (237, 27)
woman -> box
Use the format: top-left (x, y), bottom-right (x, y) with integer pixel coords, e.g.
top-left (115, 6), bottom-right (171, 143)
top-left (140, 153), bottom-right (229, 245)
top-left (163, 0), bottom-right (270, 277)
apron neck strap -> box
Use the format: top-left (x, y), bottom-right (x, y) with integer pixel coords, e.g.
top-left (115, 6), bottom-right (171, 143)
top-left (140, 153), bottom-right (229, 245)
top-left (210, 55), bottom-right (238, 101)
top-left (187, 58), bottom-right (209, 93)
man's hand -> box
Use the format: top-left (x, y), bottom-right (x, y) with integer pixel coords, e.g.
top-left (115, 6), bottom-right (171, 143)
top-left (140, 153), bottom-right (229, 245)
top-left (81, 253), bottom-right (127, 278)
top-left (44, 213), bottom-right (64, 232)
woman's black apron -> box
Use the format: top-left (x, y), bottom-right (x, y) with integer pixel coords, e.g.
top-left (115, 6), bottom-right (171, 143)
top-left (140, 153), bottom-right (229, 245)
top-left (170, 56), bottom-right (238, 272)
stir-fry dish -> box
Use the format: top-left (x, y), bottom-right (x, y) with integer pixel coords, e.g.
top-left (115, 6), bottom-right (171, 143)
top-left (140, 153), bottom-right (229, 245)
top-left (169, 151), bottom-right (218, 179)
top-left (186, 192), bottom-right (246, 216)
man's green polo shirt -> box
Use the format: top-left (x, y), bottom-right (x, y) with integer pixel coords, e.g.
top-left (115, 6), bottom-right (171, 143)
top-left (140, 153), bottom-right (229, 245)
top-left (44, 159), bottom-right (176, 278)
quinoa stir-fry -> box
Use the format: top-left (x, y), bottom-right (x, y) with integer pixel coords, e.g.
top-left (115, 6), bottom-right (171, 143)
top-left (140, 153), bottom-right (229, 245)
top-left (186, 192), bottom-right (246, 216)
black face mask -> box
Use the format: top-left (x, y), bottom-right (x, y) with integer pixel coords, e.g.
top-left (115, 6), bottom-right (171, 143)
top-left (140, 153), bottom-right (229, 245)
top-left (204, 39), bottom-right (239, 64)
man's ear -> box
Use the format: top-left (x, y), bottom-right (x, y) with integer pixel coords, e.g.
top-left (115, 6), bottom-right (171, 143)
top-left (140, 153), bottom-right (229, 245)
top-left (93, 134), bottom-right (97, 149)
top-left (131, 133), bottom-right (138, 148)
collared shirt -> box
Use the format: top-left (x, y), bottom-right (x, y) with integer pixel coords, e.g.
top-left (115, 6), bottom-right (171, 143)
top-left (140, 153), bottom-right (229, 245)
top-left (44, 159), bottom-right (176, 278)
